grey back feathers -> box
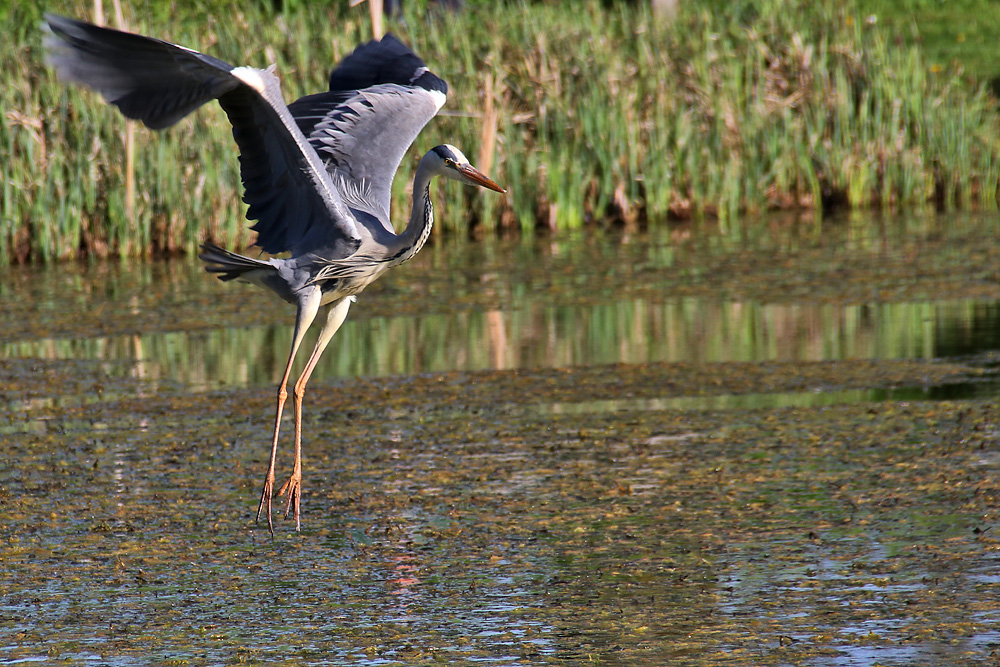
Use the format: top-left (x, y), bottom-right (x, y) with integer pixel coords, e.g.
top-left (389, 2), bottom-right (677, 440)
top-left (289, 36), bottom-right (447, 230)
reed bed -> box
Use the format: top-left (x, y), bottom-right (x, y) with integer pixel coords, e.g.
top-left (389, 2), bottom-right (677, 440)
top-left (3, 0), bottom-right (999, 263)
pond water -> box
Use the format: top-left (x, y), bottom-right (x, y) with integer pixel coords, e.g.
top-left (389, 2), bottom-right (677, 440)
top-left (4, 212), bottom-right (1000, 393)
top-left (2, 211), bottom-right (1000, 665)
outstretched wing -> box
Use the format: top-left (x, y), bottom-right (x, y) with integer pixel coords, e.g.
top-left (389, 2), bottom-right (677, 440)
top-left (44, 14), bottom-right (361, 258)
top-left (287, 34), bottom-right (447, 231)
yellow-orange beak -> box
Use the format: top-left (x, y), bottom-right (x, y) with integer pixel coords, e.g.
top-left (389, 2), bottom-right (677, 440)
top-left (457, 163), bottom-right (506, 193)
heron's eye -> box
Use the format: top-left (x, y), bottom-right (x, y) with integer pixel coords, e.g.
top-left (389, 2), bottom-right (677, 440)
top-left (445, 158), bottom-right (455, 167)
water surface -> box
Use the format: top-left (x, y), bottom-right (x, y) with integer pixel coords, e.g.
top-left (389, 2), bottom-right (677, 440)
top-left (2, 212), bottom-right (1000, 665)
top-left (4, 211), bottom-right (1000, 390)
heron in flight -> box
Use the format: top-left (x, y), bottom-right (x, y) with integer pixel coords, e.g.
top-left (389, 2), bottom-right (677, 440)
top-left (45, 15), bottom-right (505, 532)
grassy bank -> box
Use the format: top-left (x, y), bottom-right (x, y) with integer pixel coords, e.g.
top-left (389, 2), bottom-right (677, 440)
top-left (856, 0), bottom-right (1000, 86)
top-left (3, 0), bottom-right (1000, 263)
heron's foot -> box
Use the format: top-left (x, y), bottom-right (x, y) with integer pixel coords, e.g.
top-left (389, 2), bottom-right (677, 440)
top-left (277, 471), bottom-right (302, 532)
top-left (256, 474), bottom-right (276, 535)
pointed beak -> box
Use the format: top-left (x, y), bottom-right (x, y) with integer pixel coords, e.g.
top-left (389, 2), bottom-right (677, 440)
top-left (457, 163), bottom-right (506, 193)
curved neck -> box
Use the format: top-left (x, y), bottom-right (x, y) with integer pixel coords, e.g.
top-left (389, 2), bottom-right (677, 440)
top-left (388, 160), bottom-right (436, 268)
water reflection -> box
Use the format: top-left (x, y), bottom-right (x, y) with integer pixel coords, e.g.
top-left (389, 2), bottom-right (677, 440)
top-left (5, 297), bottom-right (999, 391)
top-left (3, 212), bottom-right (1000, 392)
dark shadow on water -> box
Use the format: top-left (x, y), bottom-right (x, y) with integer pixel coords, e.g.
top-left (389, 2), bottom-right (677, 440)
top-left (934, 302), bottom-right (1000, 357)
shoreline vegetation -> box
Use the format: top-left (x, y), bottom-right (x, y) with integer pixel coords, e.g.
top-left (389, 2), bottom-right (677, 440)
top-left (3, 0), bottom-right (999, 264)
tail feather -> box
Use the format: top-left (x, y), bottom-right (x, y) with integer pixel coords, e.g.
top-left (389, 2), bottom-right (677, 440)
top-left (198, 242), bottom-right (273, 281)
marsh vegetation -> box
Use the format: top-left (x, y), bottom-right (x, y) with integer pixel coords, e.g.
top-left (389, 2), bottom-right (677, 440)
top-left (4, 0), bottom-right (1000, 262)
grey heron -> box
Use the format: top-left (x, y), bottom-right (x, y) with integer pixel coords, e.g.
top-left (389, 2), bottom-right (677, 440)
top-left (44, 14), bottom-right (505, 532)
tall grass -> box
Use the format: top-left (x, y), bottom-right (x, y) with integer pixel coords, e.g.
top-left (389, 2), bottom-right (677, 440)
top-left (2, 0), bottom-right (999, 263)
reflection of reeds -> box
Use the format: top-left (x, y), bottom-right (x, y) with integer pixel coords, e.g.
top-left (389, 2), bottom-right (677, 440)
top-left (5, 293), bottom-right (989, 389)
top-left (5, 0), bottom-right (1000, 263)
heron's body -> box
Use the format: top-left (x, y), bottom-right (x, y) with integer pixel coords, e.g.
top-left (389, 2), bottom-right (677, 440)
top-left (45, 15), bottom-right (504, 532)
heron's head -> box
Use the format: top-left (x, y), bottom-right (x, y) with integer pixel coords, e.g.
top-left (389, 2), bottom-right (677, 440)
top-left (429, 144), bottom-right (506, 193)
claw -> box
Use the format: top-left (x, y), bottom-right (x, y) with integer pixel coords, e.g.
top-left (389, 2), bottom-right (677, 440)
top-left (277, 472), bottom-right (302, 531)
top-left (256, 474), bottom-right (275, 536)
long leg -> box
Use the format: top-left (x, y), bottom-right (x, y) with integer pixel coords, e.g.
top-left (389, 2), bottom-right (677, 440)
top-left (277, 296), bottom-right (354, 531)
top-left (257, 288), bottom-right (322, 534)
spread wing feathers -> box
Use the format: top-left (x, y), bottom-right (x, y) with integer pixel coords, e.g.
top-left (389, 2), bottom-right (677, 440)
top-left (43, 14), bottom-right (361, 258)
top-left (44, 13), bottom-right (237, 129)
top-left (287, 34), bottom-right (447, 229)
top-left (218, 71), bottom-right (360, 257)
